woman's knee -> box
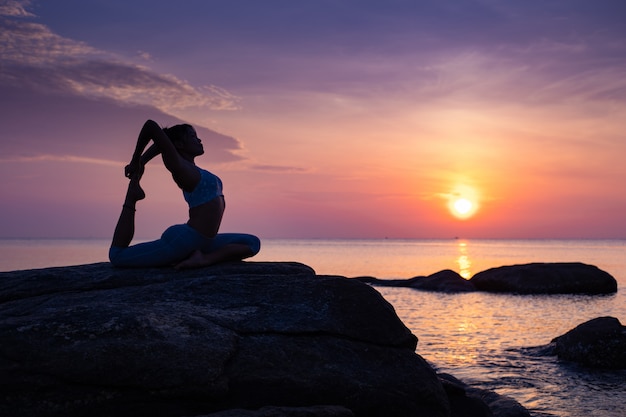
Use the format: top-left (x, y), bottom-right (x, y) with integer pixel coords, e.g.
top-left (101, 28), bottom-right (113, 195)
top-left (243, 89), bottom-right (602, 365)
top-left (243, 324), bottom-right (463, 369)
top-left (108, 246), bottom-right (124, 267)
top-left (210, 233), bottom-right (261, 255)
top-left (246, 234), bottom-right (261, 255)
top-left (231, 234), bottom-right (261, 256)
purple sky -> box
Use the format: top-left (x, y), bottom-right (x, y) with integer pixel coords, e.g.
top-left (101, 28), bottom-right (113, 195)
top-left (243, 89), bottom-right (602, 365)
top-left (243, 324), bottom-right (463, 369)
top-left (1, 0), bottom-right (626, 239)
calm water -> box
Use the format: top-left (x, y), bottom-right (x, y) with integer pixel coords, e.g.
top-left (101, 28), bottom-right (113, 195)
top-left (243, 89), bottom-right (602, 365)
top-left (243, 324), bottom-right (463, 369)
top-left (1, 238), bottom-right (625, 417)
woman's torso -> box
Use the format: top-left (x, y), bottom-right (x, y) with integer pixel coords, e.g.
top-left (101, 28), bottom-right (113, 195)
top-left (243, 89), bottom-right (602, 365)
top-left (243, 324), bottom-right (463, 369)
top-left (183, 167), bottom-right (225, 237)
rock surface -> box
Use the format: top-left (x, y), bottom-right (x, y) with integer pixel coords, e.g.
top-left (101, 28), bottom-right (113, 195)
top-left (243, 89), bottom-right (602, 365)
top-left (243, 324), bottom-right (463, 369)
top-left (551, 316), bottom-right (626, 369)
top-left (470, 262), bottom-right (617, 294)
top-left (355, 270), bottom-right (476, 293)
top-left (203, 405), bottom-right (355, 416)
top-left (439, 374), bottom-right (531, 417)
top-left (0, 262), bottom-right (452, 417)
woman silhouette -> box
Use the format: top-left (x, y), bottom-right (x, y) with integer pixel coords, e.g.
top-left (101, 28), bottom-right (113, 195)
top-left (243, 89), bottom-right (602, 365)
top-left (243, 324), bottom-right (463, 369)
top-left (109, 119), bottom-right (260, 268)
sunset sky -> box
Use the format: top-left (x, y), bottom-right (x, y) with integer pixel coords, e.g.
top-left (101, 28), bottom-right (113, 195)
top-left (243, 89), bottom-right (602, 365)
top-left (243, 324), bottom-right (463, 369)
top-left (1, 0), bottom-right (625, 239)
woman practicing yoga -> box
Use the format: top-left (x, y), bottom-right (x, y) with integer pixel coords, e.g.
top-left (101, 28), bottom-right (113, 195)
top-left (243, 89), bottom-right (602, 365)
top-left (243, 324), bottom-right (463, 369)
top-left (109, 119), bottom-right (260, 268)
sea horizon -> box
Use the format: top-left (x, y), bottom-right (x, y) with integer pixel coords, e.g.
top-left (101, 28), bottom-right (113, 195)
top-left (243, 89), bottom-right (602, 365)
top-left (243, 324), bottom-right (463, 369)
top-left (1, 237), bottom-right (626, 277)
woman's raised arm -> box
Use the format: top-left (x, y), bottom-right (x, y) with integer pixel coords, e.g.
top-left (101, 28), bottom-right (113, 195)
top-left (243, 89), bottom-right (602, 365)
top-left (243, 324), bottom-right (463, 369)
top-left (127, 120), bottom-right (199, 190)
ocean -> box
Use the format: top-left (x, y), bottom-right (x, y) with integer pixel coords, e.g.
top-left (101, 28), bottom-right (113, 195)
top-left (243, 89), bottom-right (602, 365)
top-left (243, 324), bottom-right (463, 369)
top-left (1, 238), bottom-right (625, 417)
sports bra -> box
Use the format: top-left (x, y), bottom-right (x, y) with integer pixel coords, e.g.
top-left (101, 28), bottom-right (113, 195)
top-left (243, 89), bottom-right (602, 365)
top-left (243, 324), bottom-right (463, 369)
top-left (183, 168), bottom-right (224, 208)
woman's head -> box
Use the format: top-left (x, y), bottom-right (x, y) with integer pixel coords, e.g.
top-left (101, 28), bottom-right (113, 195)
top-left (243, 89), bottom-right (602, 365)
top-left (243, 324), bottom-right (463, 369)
top-left (164, 124), bottom-right (204, 158)
top-left (163, 124), bottom-right (194, 144)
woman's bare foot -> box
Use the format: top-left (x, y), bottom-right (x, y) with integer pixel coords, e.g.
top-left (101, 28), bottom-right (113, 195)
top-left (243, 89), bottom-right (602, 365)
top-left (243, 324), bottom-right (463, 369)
top-left (126, 179), bottom-right (146, 203)
top-left (175, 250), bottom-right (212, 269)
top-left (175, 244), bottom-right (253, 270)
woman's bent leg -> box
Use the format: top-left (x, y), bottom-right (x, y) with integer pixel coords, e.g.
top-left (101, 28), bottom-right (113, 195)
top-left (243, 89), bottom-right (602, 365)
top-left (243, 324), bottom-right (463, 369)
top-left (208, 233), bottom-right (261, 256)
top-left (109, 224), bottom-right (208, 268)
top-left (175, 233), bottom-right (261, 269)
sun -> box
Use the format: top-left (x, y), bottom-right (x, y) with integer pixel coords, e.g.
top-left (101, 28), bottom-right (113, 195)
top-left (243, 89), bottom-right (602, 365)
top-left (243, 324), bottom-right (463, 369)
top-left (453, 198), bottom-right (473, 216)
top-left (447, 185), bottom-right (479, 220)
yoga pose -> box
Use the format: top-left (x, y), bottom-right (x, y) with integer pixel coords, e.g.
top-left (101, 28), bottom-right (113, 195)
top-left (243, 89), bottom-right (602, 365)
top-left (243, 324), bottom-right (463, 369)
top-left (109, 119), bottom-right (260, 268)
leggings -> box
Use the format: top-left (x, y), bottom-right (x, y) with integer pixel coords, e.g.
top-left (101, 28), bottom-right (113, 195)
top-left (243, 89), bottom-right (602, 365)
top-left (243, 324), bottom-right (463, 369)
top-left (109, 224), bottom-right (261, 268)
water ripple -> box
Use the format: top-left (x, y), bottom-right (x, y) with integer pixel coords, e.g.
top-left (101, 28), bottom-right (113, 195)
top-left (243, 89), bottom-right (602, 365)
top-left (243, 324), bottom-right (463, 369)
top-left (378, 287), bottom-right (626, 417)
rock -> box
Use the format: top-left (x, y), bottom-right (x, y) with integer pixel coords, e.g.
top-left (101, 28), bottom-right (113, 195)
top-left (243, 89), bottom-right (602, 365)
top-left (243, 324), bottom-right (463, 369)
top-left (409, 270), bottom-right (476, 293)
top-left (439, 374), bottom-right (531, 417)
top-left (470, 262), bottom-right (617, 294)
top-left (354, 270), bottom-right (476, 293)
top-left (0, 262), bottom-right (450, 417)
top-left (551, 316), bottom-right (626, 369)
top-left (438, 374), bottom-right (492, 417)
top-left (464, 388), bottom-right (531, 417)
top-left (352, 276), bottom-right (415, 287)
top-left (202, 405), bottom-right (355, 416)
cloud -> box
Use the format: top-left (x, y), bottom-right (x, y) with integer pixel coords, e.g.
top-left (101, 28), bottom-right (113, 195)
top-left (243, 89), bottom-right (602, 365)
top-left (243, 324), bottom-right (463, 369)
top-left (0, 154), bottom-right (124, 167)
top-left (0, 0), bottom-right (33, 17)
top-left (251, 164), bottom-right (310, 173)
top-left (0, 84), bottom-right (244, 164)
top-left (0, 1), bottom-right (239, 114)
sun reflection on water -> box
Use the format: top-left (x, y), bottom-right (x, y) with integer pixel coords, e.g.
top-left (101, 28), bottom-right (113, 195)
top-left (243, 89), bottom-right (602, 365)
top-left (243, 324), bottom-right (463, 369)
top-left (456, 241), bottom-right (472, 278)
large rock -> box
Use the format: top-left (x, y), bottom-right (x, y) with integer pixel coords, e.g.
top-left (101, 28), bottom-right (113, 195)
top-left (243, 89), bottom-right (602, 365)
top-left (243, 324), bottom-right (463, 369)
top-left (0, 262), bottom-right (450, 417)
top-left (470, 262), bottom-right (617, 294)
top-left (203, 405), bottom-right (355, 416)
top-left (355, 270), bottom-right (476, 293)
top-left (551, 316), bottom-right (626, 369)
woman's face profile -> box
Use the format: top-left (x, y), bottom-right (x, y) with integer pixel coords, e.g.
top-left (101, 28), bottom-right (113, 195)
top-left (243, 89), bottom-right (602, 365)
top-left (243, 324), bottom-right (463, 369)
top-left (181, 127), bottom-right (204, 156)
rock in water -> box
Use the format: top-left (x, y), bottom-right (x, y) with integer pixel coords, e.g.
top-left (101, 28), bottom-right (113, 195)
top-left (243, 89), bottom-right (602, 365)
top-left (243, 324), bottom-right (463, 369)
top-left (355, 270), bottom-right (476, 293)
top-left (408, 270), bottom-right (476, 293)
top-left (470, 262), bottom-right (617, 294)
top-left (0, 262), bottom-right (449, 417)
top-left (552, 316), bottom-right (626, 369)
top-left (439, 373), bottom-right (531, 417)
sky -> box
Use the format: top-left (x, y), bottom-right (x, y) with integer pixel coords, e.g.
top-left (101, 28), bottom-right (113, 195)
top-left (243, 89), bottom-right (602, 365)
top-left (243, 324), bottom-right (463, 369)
top-left (1, 0), bottom-right (625, 239)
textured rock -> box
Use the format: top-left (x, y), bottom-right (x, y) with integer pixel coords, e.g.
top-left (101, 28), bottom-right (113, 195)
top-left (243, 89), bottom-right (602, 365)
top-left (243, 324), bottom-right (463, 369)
top-left (439, 373), bottom-right (531, 417)
top-left (470, 262), bottom-right (617, 294)
top-left (464, 388), bottom-right (531, 417)
top-left (202, 405), bottom-right (355, 416)
top-left (409, 270), bottom-right (476, 293)
top-left (0, 262), bottom-right (449, 417)
top-left (551, 316), bottom-right (626, 369)
top-left (355, 270), bottom-right (476, 293)
top-left (438, 374), bottom-right (492, 417)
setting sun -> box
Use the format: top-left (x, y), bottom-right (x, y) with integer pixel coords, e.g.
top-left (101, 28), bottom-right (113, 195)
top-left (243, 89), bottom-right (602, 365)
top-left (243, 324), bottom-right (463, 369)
top-left (453, 198), bottom-right (473, 216)
top-left (447, 184), bottom-right (480, 220)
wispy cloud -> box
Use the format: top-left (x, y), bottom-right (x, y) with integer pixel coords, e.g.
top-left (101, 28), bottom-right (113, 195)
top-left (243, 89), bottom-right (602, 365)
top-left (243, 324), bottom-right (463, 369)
top-left (0, 0), bottom-right (239, 114)
top-left (0, 0), bottom-right (34, 17)
top-left (251, 164), bottom-right (310, 173)
top-left (0, 154), bottom-right (124, 167)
